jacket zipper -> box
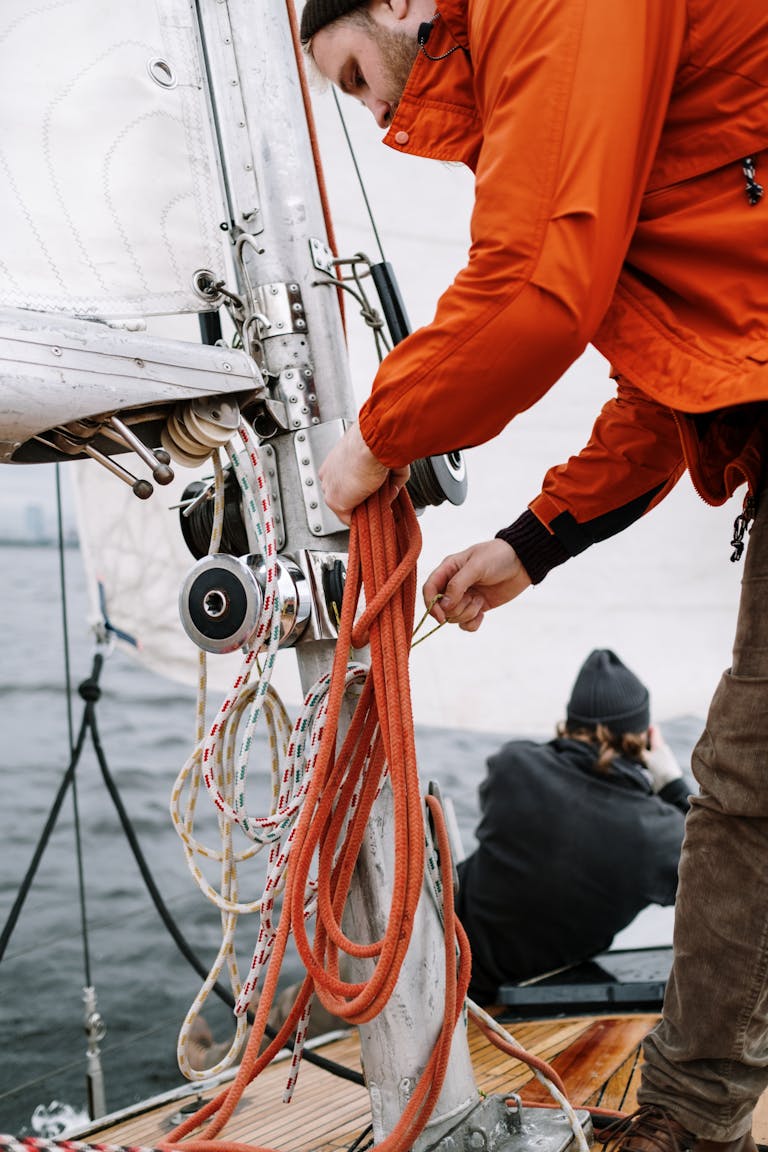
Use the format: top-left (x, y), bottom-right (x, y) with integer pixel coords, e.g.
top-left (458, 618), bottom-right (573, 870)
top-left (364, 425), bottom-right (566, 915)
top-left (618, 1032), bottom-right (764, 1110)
top-left (671, 409), bottom-right (710, 505)
top-left (730, 493), bottom-right (756, 562)
top-left (742, 156), bottom-right (764, 206)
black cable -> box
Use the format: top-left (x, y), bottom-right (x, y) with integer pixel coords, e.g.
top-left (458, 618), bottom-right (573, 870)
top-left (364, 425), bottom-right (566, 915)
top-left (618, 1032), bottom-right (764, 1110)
top-left (0, 700), bottom-right (90, 961)
top-left (345, 1122), bottom-right (374, 1151)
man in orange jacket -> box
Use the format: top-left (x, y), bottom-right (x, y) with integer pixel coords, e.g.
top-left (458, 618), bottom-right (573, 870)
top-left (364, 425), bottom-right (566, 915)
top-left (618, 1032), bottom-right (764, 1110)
top-left (301, 2), bottom-right (768, 1152)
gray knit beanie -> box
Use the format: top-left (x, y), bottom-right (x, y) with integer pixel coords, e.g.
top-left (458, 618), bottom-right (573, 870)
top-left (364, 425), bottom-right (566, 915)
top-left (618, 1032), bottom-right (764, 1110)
top-left (300, 0), bottom-right (369, 44)
top-left (566, 649), bottom-right (650, 736)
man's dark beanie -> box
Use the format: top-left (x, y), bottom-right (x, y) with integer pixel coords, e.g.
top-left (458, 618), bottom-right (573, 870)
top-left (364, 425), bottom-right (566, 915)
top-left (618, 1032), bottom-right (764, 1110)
top-left (566, 649), bottom-right (650, 736)
top-left (300, 0), bottom-right (368, 44)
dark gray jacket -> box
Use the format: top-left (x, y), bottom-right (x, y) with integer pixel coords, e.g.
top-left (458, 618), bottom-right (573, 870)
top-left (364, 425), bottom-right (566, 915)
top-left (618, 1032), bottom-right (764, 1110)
top-left (455, 737), bottom-right (688, 1003)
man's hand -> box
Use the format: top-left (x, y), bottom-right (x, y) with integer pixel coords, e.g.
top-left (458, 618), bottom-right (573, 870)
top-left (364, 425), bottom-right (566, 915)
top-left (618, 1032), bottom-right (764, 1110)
top-left (423, 539), bottom-right (532, 632)
top-left (319, 422), bottom-right (410, 525)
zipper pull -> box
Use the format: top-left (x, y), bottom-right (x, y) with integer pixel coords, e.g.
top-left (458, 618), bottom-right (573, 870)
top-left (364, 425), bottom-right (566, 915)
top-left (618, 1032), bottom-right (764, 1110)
top-left (742, 156), bottom-right (764, 206)
top-left (730, 494), bottom-right (756, 562)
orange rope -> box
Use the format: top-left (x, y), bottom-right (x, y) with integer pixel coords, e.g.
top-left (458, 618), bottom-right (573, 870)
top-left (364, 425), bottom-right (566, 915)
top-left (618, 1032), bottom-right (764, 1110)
top-left (470, 1015), bottom-right (568, 1097)
top-left (158, 484), bottom-right (584, 1151)
top-left (284, 0), bottom-right (346, 332)
top-left (159, 485), bottom-right (471, 1152)
top-left (514, 1101), bottom-right (630, 1121)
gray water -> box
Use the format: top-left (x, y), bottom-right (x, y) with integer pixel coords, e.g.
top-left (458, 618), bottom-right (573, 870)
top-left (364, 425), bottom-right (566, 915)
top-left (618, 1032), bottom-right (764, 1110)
top-left (0, 542), bottom-right (703, 1137)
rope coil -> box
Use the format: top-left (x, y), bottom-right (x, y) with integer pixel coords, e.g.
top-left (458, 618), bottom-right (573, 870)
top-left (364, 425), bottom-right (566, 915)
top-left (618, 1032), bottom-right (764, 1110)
top-left (160, 485), bottom-right (471, 1151)
top-left (164, 441), bottom-right (589, 1150)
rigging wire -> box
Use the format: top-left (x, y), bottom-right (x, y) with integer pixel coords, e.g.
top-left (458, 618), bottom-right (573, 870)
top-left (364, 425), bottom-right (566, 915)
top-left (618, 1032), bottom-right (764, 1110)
top-left (56, 465), bottom-right (93, 990)
top-left (331, 89), bottom-right (387, 264)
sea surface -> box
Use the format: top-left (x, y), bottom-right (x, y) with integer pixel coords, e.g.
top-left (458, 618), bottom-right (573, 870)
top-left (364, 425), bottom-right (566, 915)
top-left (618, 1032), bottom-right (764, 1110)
top-left (0, 542), bottom-right (702, 1137)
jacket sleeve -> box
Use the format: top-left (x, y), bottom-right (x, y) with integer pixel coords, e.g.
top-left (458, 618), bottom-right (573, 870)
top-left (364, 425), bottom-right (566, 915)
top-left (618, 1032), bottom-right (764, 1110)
top-left (642, 802), bottom-right (686, 908)
top-left (497, 378), bottom-right (686, 583)
top-left (658, 777), bottom-right (692, 815)
top-left (358, 0), bottom-right (686, 469)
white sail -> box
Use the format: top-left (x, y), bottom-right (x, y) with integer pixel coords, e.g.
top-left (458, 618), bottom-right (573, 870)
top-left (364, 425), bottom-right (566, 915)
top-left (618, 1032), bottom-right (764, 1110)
top-left (0, 0), bottom-right (227, 318)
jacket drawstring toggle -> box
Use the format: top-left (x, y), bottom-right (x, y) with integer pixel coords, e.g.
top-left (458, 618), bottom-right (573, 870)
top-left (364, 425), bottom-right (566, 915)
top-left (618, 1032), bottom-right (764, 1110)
top-left (742, 157), bottom-right (764, 206)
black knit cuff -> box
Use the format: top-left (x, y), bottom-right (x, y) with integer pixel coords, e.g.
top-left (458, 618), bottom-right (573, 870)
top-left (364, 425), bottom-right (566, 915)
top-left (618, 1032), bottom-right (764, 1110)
top-left (495, 510), bottom-right (570, 586)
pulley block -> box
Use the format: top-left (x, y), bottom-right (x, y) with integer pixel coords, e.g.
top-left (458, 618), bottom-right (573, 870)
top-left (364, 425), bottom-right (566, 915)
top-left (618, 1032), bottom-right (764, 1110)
top-left (179, 553), bottom-right (310, 654)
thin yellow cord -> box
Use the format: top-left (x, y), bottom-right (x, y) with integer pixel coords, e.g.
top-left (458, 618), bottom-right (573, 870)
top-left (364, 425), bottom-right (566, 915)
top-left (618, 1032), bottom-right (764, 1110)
top-left (411, 595), bottom-right (446, 649)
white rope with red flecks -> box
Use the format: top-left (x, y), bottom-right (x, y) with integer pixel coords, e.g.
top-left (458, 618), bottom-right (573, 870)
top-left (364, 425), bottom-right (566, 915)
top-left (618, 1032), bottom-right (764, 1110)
top-left (169, 420), bottom-right (376, 1097)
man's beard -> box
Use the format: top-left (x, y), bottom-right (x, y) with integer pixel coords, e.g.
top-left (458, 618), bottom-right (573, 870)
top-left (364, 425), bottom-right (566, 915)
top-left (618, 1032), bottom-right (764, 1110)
top-left (372, 24), bottom-right (419, 122)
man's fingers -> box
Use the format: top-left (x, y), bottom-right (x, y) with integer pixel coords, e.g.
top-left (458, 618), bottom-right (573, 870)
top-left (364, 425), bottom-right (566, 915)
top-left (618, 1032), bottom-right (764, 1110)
top-left (423, 549), bottom-right (488, 621)
top-left (423, 556), bottom-right (467, 620)
top-left (444, 594), bottom-right (484, 625)
top-left (442, 560), bottom-right (483, 613)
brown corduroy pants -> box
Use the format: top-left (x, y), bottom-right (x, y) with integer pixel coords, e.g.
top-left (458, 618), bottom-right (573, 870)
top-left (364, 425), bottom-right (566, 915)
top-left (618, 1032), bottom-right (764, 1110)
top-left (640, 485), bottom-right (768, 1140)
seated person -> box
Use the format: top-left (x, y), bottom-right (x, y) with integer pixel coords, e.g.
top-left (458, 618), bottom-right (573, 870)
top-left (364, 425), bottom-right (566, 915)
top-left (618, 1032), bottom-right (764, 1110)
top-left (455, 648), bottom-right (690, 1005)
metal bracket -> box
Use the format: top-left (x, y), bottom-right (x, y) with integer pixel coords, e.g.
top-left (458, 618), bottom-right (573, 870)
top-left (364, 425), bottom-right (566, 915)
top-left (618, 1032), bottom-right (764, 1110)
top-left (238, 440), bottom-right (284, 551)
top-left (279, 364), bottom-right (320, 430)
top-left (419, 1094), bottom-right (591, 1152)
top-left (253, 281), bottom-right (307, 338)
top-left (293, 420), bottom-right (348, 537)
top-left (309, 236), bottom-right (335, 276)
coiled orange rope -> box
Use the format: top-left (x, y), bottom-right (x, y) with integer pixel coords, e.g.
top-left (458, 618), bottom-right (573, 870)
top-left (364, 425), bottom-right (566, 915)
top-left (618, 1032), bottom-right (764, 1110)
top-left (159, 484), bottom-right (471, 1152)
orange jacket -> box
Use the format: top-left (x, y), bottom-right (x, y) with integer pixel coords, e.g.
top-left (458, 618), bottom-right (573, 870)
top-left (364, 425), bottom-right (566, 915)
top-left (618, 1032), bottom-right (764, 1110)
top-left (356, 0), bottom-right (768, 576)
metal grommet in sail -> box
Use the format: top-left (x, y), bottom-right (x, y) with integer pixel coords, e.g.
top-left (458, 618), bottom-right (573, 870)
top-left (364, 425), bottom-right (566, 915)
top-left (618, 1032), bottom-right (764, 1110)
top-left (147, 57), bottom-right (177, 89)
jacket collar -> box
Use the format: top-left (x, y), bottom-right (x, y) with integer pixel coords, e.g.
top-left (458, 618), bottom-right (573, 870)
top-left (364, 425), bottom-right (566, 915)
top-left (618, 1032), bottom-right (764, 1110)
top-left (383, 6), bottom-right (481, 168)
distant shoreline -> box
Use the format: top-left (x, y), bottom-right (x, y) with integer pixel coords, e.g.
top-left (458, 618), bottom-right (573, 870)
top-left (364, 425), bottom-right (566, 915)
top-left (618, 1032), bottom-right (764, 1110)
top-left (0, 537), bottom-right (79, 549)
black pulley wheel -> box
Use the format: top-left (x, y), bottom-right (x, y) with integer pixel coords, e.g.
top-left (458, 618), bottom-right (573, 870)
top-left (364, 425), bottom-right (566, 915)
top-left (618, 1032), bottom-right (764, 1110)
top-left (406, 452), bottom-right (468, 509)
top-left (179, 470), bottom-right (249, 560)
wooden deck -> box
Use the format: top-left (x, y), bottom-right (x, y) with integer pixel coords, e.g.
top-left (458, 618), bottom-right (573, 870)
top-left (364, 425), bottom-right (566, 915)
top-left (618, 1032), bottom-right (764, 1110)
top-left (79, 1012), bottom-right (768, 1150)
top-left (87, 1013), bottom-right (657, 1150)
